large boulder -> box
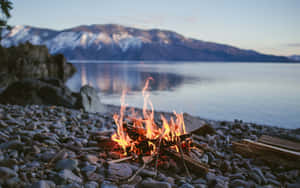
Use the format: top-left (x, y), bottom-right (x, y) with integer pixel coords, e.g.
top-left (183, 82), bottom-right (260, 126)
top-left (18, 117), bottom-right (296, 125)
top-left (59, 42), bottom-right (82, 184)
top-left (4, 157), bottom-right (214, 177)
top-left (77, 85), bottom-right (107, 113)
top-left (0, 42), bottom-right (76, 88)
top-left (0, 78), bottom-right (77, 108)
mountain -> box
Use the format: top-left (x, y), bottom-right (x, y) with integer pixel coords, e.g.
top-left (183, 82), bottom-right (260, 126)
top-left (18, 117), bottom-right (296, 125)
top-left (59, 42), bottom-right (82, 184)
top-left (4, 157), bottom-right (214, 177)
top-left (288, 55), bottom-right (300, 61)
top-left (1, 24), bottom-right (292, 62)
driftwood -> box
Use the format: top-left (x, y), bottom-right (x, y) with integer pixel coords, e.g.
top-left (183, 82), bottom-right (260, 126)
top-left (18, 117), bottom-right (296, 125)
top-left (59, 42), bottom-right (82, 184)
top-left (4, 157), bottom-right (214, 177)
top-left (164, 148), bottom-right (209, 174)
top-left (258, 135), bottom-right (300, 152)
top-left (232, 139), bottom-right (300, 168)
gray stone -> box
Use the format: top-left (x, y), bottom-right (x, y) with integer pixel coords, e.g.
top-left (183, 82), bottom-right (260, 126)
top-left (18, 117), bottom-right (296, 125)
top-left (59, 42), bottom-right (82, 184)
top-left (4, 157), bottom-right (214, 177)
top-left (0, 140), bottom-right (23, 150)
top-left (229, 179), bottom-right (249, 188)
top-left (206, 172), bottom-right (217, 185)
top-left (179, 183), bottom-right (194, 188)
top-left (200, 154), bottom-right (209, 164)
top-left (79, 86), bottom-right (107, 113)
top-left (55, 159), bottom-right (78, 171)
top-left (0, 166), bottom-right (18, 178)
top-left (138, 179), bottom-right (171, 188)
top-left (192, 178), bottom-right (206, 184)
top-left (267, 178), bottom-right (281, 186)
top-left (252, 167), bottom-right (267, 184)
top-left (4, 177), bottom-right (22, 188)
top-left (101, 181), bottom-right (118, 188)
top-left (58, 169), bottom-right (82, 184)
top-left (31, 180), bottom-right (52, 188)
top-left (81, 165), bottom-right (97, 174)
top-left (249, 171), bottom-right (262, 185)
top-left (84, 181), bottom-right (98, 188)
top-left (194, 184), bottom-right (207, 188)
top-left (107, 163), bottom-right (133, 180)
top-left (229, 173), bottom-right (246, 180)
top-left (220, 160), bottom-right (231, 173)
top-left (120, 185), bottom-right (135, 188)
top-left (287, 182), bottom-right (300, 188)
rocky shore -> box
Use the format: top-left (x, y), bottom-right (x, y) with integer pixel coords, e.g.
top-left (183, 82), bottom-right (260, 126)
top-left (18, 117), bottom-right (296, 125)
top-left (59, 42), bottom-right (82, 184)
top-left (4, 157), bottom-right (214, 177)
top-left (0, 104), bottom-right (299, 188)
top-left (0, 42), bottom-right (76, 89)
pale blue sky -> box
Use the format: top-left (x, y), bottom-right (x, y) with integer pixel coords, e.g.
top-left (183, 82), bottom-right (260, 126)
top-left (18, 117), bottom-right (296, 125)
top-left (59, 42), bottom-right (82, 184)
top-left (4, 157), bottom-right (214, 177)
top-left (9, 0), bottom-right (300, 55)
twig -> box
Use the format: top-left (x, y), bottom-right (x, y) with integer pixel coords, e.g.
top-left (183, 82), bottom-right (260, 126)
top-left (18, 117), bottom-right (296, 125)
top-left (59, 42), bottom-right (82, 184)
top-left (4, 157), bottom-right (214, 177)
top-left (46, 149), bottom-right (66, 167)
top-left (127, 156), bottom-right (154, 183)
top-left (128, 161), bottom-right (146, 182)
top-left (108, 156), bottom-right (133, 164)
top-left (155, 136), bottom-right (163, 176)
top-left (177, 138), bottom-right (191, 178)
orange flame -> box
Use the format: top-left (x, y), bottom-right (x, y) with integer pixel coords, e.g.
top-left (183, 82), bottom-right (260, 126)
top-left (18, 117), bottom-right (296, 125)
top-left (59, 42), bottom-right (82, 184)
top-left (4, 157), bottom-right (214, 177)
top-left (111, 77), bottom-right (187, 155)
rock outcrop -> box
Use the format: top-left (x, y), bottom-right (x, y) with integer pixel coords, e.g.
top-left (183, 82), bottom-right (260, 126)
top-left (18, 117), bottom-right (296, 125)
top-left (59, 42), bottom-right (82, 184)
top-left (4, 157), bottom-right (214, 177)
top-left (0, 42), bottom-right (76, 88)
top-left (0, 78), bottom-right (78, 108)
top-left (0, 78), bottom-right (108, 113)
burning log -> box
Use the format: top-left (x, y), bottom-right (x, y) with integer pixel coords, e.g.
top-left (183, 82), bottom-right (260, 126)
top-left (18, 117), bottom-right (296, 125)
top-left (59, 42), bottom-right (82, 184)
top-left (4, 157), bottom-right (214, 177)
top-left (106, 77), bottom-right (211, 178)
top-left (232, 139), bottom-right (300, 168)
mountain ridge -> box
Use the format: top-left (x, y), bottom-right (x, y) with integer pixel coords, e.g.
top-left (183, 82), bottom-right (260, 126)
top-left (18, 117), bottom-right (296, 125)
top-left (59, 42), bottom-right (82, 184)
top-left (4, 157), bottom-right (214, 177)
top-left (1, 24), bottom-right (292, 62)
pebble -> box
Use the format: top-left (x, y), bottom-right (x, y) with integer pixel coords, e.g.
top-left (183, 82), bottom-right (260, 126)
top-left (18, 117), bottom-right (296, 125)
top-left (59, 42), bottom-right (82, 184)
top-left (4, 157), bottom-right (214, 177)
top-left (107, 163), bottom-right (133, 181)
top-left (252, 167), bottom-right (267, 184)
top-left (84, 181), bottom-right (98, 188)
top-left (100, 181), bottom-right (118, 188)
top-left (55, 159), bottom-right (78, 171)
top-left (58, 169), bottom-right (83, 184)
top-left (179, 183), bottom-right (194, 188)
top-left (229, 179), bottom-right (249, 187)
top-left (0, 104), bottom-right (299, 187)
top-left (0, 166), bottom-right (18, 178)
top-left (138, 179), bottom-right (172, 188)
top-left (30, 180), bottom-right (53, 188)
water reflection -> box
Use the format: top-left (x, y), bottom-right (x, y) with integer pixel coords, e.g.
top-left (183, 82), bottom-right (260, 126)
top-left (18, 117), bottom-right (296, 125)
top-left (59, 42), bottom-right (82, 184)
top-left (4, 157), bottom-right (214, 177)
top-left (65, 62), bottom-right (300, 128)
top-left (66, 63), bottom-right (199, 94)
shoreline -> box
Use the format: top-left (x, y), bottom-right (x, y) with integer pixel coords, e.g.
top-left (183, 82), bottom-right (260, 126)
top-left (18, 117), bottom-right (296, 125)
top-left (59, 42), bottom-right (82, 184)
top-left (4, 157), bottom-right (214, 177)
top-left (0, 103), bottom-right (300, 187)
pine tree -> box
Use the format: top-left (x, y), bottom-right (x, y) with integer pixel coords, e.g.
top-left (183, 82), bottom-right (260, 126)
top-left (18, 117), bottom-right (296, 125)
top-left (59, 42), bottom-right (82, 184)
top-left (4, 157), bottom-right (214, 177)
top-left (0, 0), bottom-right (13, 45)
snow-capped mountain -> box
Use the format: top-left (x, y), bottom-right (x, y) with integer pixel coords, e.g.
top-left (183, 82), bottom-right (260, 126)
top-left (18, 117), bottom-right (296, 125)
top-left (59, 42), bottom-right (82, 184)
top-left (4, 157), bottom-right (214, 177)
top-left (1, 24), bottom-right (291, 61)
top-left (288, 55), bottom-right (300, 61)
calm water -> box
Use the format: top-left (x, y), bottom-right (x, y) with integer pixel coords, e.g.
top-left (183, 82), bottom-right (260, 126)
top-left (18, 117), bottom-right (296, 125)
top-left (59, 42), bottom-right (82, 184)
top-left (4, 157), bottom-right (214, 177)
top-left (66, 61), bottom-right (300, 129)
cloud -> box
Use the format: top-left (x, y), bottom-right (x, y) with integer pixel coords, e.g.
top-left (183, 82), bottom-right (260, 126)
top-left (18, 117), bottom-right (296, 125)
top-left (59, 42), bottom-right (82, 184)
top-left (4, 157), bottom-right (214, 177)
top-left (183, 17), bottom-right (198, 23)
top-left (286, 43), bottom-right (300, 47)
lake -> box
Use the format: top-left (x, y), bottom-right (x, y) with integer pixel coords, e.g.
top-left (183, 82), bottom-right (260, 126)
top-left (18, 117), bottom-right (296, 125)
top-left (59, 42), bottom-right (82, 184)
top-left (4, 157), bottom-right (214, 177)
top-left (66, 61), bottom-right (300, 129)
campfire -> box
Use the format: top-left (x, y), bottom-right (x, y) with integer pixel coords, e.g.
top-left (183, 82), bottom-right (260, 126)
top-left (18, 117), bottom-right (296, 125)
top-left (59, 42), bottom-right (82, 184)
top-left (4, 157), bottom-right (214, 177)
top-left (106, 77), bottom-right (209, 179)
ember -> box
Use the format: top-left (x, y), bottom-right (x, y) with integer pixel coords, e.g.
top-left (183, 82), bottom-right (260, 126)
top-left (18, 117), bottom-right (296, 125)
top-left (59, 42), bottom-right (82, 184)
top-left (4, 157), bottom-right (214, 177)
top-left (111, 77), bottom-right (190, 156)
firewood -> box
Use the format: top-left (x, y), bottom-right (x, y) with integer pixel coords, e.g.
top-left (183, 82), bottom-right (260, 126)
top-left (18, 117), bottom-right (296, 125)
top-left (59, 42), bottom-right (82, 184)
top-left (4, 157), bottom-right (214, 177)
top-left (98, 140), bottom-right (120, 150)
top-left (108, 156), bottom-right (133, 164)
top-left (164, 148), bottom-right (209, 174)
top-left (232, 139), bottom-right (300, 168)
top-left (177, 138), bottom-right (191, 178)
top-left (127, 155), bottom-right (154, 182)
top-left (192, 134), bottom-right (206, 142)
top-left (258, 135), bottom-right (300, 152)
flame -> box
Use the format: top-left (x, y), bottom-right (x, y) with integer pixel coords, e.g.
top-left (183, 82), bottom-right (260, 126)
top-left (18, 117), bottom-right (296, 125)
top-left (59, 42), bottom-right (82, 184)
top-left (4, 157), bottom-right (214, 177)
top-left (111, 77), bottom-right (187, 155)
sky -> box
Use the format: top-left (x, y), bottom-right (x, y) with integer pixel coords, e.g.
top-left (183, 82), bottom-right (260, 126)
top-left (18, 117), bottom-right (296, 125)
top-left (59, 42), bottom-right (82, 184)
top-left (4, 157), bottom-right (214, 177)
top-left (8, 0), bottom-right (300, 56)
